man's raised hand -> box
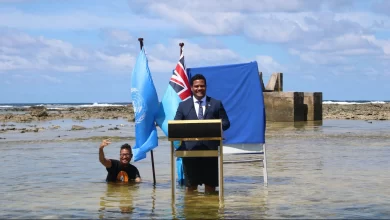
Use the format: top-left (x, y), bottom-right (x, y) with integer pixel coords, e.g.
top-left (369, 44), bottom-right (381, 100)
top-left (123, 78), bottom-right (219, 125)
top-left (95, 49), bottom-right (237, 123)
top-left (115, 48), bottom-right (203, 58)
top-left (100, 139), bottom-right (111, 149)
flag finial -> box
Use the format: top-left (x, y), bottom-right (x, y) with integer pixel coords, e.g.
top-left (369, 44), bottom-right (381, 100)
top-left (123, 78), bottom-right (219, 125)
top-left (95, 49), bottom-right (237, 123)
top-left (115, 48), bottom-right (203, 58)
top-left (138, 38), bottom-right (144, 50)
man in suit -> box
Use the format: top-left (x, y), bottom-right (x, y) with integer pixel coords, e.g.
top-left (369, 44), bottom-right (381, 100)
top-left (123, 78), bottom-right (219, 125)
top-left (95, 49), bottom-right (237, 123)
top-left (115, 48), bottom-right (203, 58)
top-left (174, 74), bottom-right (230, 193)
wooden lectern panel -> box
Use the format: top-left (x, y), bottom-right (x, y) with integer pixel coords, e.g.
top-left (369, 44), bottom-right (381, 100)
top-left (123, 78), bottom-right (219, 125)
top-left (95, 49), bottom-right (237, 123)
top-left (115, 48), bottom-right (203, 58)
top-left (168, 119), bottom-right (225, 202)
top-left (168, 119), bottom-right (222, 140)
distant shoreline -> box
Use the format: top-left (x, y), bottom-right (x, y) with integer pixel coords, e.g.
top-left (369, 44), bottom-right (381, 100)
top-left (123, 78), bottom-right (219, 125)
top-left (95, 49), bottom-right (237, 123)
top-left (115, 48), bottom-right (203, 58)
top-left (0, 105), bottom-right (135, 123)
top-left (0, 103), bottom-right (389, 123)
top-left (323, 103), bottom-right (390, 120)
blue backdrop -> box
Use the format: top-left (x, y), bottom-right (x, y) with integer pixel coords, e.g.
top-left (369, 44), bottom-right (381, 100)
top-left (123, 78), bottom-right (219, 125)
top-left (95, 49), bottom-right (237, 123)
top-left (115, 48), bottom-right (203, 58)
top-left (187, 61), bottom-right (266, 144)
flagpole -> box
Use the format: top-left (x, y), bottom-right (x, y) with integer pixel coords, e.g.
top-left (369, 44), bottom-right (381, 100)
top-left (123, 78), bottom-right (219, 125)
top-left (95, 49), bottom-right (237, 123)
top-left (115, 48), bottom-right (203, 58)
top-left (177, 42), bottom-right (185, 186)
top-left (138, 37), bottom-right (157, 186)
top-left (179, 42), bottom-right (184, 54)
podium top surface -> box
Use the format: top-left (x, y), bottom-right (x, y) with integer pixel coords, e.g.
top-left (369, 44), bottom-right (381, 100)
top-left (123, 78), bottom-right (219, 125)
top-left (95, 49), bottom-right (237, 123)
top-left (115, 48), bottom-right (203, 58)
top-left (168, 119), bottom-right (222, 124)
top-left (168, 119), bottom-right (222, 140)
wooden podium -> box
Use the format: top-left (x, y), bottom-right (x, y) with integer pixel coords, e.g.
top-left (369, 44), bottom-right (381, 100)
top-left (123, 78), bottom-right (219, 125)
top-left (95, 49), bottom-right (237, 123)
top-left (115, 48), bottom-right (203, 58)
top-left (168, 119), bottom-right (224, 202)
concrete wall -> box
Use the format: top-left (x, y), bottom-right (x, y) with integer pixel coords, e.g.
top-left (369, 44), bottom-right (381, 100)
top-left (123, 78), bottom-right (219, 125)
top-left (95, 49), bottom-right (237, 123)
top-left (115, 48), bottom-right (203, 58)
top-left (303, 92), bottom-right (323, 121)
top-left (263, 92), bottom-right (323, 122)
top-left (263, 92), bottom-right (305, 122)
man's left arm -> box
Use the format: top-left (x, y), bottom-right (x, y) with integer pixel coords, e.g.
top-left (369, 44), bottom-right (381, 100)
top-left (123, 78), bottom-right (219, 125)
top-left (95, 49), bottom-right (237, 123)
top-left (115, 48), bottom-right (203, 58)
top-left (219, 102), bottom-right (230, 131)
top-left (135, 168), bottom-right (141, 183)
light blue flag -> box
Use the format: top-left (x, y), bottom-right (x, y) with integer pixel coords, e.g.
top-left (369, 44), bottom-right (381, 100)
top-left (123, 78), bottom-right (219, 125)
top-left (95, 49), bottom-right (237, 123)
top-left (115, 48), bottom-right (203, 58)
top-left (131, 48), bottom-right (159, 162)
top-left (155, 51), bottom-right (191, 185)
top-left (156, 85), bottom-right (182, 136)
top-left (156, 84), bottom-right (184, 184)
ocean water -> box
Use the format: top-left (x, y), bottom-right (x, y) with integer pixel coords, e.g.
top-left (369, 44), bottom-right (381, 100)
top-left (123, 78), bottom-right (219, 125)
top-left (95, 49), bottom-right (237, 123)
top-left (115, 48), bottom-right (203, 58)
top-left (0, 100), bottom-right (390, 110)
top-left (0, 119), bottom-right (389, 218)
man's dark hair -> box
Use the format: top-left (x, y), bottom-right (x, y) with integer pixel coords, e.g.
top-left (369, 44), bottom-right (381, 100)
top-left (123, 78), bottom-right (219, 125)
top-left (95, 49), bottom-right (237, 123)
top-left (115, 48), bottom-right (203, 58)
top-left (190, 74), bottom-right (207, 86)
top-left (120, 143), bottom-right (132, 154)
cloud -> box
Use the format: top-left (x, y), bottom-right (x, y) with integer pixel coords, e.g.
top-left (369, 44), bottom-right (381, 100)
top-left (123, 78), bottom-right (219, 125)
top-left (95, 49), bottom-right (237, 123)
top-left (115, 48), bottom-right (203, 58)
top-left (40, 75), bottom-right (62, 83)
top-left (362, 35), bottom-right (390, 55)
top-left (372, 0), bottom-right (390, 15)
top-left (301, 75), bottom-right (316, 81)
top-left (129, 0), bottom-right (355, 13)
top-left (127, 2), bottom-right (390, 82)
top-left (307, 34), bottom-right (381, 56)
top-left (288, 31), bottom-right (390, 74)
top-left (0, 8), bottom-right (174, 31)
top-left (0, 29), bottom-right (244, 77)
top-left (183, 42), bottom-right (241, 65)
top-left (2, 0), bottom-right (387, 82)
top-left (289, 49), bottom-right (349, 65)
top-left (256, 55), bottom-right (285, 75)
top-left (123, 0), bottom-right (388, 66)
top-left (123, 1), bottom-right (377, 53)
top-left (101, 29), bottom-right (134, 43)
top-left (0, 0), bottom-right (35, 2)
top-left (0, 29), bottom-right (138, 73)
top-left (148, 39), bottom-right (241, 69)
top-left (95, 52), bottom-right (135, 70)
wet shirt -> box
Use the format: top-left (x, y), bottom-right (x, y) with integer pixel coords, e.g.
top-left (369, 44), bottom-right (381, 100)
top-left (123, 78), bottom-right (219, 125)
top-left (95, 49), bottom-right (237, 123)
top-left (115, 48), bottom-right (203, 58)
top-left (106, 159), bottom-right (141, 183)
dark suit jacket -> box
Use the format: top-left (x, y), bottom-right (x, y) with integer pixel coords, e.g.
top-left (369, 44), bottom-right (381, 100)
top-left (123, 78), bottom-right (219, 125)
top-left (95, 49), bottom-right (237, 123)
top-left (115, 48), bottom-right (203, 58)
top-left (174, 96), bottom-right (230, 150)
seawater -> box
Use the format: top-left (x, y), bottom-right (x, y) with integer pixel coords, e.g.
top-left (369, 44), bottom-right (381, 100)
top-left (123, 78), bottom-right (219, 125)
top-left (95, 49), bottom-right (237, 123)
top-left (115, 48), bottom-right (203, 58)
top-left (1, 100), bottom-right (390, 109)
top-left (0, 119), bottom-right (390, 218)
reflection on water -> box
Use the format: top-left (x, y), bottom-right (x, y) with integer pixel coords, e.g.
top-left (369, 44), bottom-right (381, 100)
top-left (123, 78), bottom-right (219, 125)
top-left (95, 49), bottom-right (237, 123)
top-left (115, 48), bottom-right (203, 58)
top-left (99, 183), bottom-right (137, 217)
top-left (176, 193), bottom-right (222, 219)
top-left (0, 119), bottom-right (390, 218)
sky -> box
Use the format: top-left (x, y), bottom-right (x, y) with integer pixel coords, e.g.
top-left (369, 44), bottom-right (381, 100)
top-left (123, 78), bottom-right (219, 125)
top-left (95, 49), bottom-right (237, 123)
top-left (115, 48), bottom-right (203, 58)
top-left (0, 0), bottom-right (390, 103)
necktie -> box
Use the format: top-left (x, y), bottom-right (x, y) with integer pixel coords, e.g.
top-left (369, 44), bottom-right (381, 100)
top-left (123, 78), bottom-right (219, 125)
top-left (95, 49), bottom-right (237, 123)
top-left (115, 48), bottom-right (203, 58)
top-left (197, 100), bottom-right (204, 119)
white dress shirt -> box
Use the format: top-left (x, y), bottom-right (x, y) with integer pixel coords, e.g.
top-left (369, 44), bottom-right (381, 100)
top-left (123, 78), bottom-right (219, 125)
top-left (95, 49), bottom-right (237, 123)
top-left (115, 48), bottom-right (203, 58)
top-left (193, 96), bottom-right (206, 117)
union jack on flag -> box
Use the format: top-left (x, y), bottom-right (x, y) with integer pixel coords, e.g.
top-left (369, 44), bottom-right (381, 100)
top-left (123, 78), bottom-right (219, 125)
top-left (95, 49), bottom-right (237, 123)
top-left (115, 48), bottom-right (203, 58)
top-left (169, 50), bottom-right (191, 101)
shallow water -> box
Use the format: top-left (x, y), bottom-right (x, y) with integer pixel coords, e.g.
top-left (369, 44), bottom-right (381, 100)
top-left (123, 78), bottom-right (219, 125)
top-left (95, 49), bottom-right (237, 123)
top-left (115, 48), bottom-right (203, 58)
top-left (1, 119), bottom-right (390, 219)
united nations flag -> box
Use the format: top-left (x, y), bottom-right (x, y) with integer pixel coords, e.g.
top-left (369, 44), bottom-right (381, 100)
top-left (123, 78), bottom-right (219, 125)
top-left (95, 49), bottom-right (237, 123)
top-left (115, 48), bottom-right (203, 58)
top-left (130, 47), bottom-right (159, 162)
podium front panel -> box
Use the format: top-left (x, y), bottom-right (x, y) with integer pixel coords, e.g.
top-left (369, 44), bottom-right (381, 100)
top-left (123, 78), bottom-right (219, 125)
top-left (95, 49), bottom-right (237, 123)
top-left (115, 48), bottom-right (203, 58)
top-left (168, 119), bottom-right (225, 202)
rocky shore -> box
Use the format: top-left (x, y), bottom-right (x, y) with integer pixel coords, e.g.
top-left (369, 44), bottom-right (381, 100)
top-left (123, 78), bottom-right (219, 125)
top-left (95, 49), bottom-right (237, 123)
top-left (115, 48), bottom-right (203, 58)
top-left (0, 103), bottom-right (389, 124)
top-left (0, 105), bottom-right (135, 123)
top-left (323, 103), bottom-right (390, 120)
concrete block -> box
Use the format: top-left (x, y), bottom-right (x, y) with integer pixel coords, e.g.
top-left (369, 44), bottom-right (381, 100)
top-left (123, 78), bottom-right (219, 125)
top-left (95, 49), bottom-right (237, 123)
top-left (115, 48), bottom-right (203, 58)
top-left (303, 92), bottom-right (323, 121)
top-left (258, 72), bottom-right (266, 92)
top-left (263, 92), bottom-right (305, 122)
top-left (265, 73), bottom-right (283, 92)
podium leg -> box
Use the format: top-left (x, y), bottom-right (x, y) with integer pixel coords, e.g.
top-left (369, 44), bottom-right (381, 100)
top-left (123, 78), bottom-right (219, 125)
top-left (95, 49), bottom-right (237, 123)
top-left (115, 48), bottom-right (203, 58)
top-left (263, 143), bottom-right (268, 186)
top-left (219, 142), bottom-right (224, 201)
top-left (171, 142), bottom-right (176, 203)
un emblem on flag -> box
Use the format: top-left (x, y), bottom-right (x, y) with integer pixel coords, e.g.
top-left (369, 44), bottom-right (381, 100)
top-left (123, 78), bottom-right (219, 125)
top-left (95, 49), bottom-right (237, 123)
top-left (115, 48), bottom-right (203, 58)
top-left (131, 88), bottom-right (147, 124)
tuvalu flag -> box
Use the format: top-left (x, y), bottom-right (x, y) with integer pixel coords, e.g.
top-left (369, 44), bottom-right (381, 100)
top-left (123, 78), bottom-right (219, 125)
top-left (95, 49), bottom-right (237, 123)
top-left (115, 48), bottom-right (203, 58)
top-left (155, 47), bottom-right (191, 184)
top-left (131, 47), bottom-right (159, 162)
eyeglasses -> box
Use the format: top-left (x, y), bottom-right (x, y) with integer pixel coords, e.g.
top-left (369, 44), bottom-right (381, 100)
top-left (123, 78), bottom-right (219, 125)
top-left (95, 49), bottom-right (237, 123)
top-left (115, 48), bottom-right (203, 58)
top-left (120, 153), bottom-right (132, 157)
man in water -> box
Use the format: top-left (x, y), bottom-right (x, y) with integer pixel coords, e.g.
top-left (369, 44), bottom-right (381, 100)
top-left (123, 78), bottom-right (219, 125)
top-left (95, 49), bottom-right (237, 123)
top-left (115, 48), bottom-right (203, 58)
top-left (99, 139), bottom-right (141, 183)
top-left (174, 74), bottom-right (230, 193)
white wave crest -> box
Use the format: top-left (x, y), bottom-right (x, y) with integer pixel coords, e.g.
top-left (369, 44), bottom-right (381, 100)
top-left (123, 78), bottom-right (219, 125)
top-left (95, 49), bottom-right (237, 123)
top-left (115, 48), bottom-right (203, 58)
top-left (323, 101), bottom-right (386, 105)
top-left (78, 102), bottom-right (125, 107)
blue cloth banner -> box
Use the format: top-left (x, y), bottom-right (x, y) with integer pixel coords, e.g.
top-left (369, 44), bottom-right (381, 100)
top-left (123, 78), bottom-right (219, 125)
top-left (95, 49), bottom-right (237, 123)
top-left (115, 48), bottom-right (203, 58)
top-left (131, 48), bottom-right (159, 161)
top-left (187, 61), bottom-right (266, 144)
